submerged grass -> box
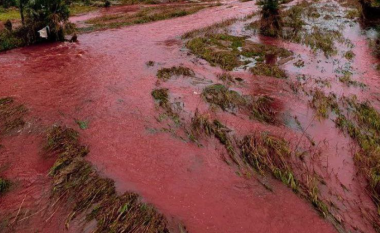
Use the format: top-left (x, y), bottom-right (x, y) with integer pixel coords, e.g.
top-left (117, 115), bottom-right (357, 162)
top-left (256, 3), bottom-right (344, 57)
top-left (157, 66), bottom-right (195, 81)
top-left (202, 84), bottom-right (246, 112)
top-left (0, 97), bottom-right (27, 134)
top-left (190, 111), bottom-right (238, 164)
top-left (190, 111), bottom-right (332, 219)
top-left (307, 90), bottom-right (380, 218)
top-left (202, 84), bottom-right (279, 124)
top-left (152, 88), bottom-right (180, 125)
top-left (239, 132), bottom-right (334, 218)
top-left (186, 32), bottom-right (292, 73)
top-left (186, 34), bottom-right (244, 70)
top-left (338, 72), bottom-right (366, 88)
top-left (242, 41), bottom-right (293, 61)
top-left (46, 126), bottom-right (171, 232)
top-left (309, 89), bottom-right (339, 119)
top-left (334, 97), bottom-right (380, 215)
top-left (240, 133), bottom-right (298, 191)
top-left (250, 96), bottom-right (277, 124)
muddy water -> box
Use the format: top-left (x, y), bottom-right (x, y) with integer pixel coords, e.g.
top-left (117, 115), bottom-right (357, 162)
top-left (1, 0), bottom-right (378, 232)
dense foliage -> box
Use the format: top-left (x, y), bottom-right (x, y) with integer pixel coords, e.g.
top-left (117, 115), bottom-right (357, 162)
top-left (0, 0), bottom-right (71, 51)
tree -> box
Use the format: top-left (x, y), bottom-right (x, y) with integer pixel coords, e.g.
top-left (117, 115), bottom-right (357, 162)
top-left (22, 0), bottom-right (70, 42)
top-left (19, 0), bottom-right (28, 25)
top-left (260, 0), bottom-right (282, 37)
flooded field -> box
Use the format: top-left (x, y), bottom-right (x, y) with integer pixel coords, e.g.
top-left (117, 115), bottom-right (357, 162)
top-left (1, 0), bottom-right (380, 232)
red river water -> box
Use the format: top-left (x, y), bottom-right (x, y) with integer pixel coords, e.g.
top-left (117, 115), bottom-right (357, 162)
top-left (1, 0), bottom-right (380, 232)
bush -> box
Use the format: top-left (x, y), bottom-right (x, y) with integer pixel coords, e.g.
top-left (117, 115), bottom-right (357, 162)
top-left (0, 30), bottom-right (24, 51)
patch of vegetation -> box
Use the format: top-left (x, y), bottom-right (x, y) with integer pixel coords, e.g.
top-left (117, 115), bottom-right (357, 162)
top-left (146, 60), bottom-right (155, 67)
top-left (152, 88), bottom-right (169, 105)
top-left (345, 9), bottom-right (360, 19)
top-left (69, 4), bottom-right (97, 16)
top-left (157, 66), bottom-right (194, 81)
top-left (250, 63), bottom-right (287, 79)
top-left (0, 7), bottom-right (19, 21)
top-left (293, 59), bottom-right (305, 68)
top-left (75, 120), bottom-right (89, 130)
top-left (201, 84), bottom-right (279, 124)
top-left (240, 133), bottom-right (298, 190)
top-left (0, 97), bottom-right (27, 134)
top-left (152, 88), bottom-right (180, 125)
top-left (309, 89), bottom-right (339, 119)
top-left (277, 3), bottom-right (343, 57)
top-left (250, 96), bottom-right (277, 124)
top-left (301, 27), bottom-right (340, 57)
top-left (0, 29), bottom-right (24, 51)
top-left (202, 84), bottom-right (246, 111)
top-left (189, 111), bottom-right (238, 164)
top-left (82, 4), bottom-right (208, 32)
top-left (186, 34), bottom-right (245, 70)
top-left (189, 112), bottom-right (334, 220)
top-left (281, 5), bottom-right (305, 38)
top-left (242, 41), bottom-right (292, 61)
top-left (334, 97), bottom-right (380, 215)
top-left (217, 73), bottom-right (237, 85)
top-left (344, 50), bottom-right (355, 60)
top-left (0, 178), bottom-right (11, 195)
top-left (46, 126), bottom-right (171, 232)
top-left (338, 72), bottom-right (366, 88)
top-left (185, 27), bottom-right (292, 71)
top-left (239, 132), bottom-right (335, 218)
